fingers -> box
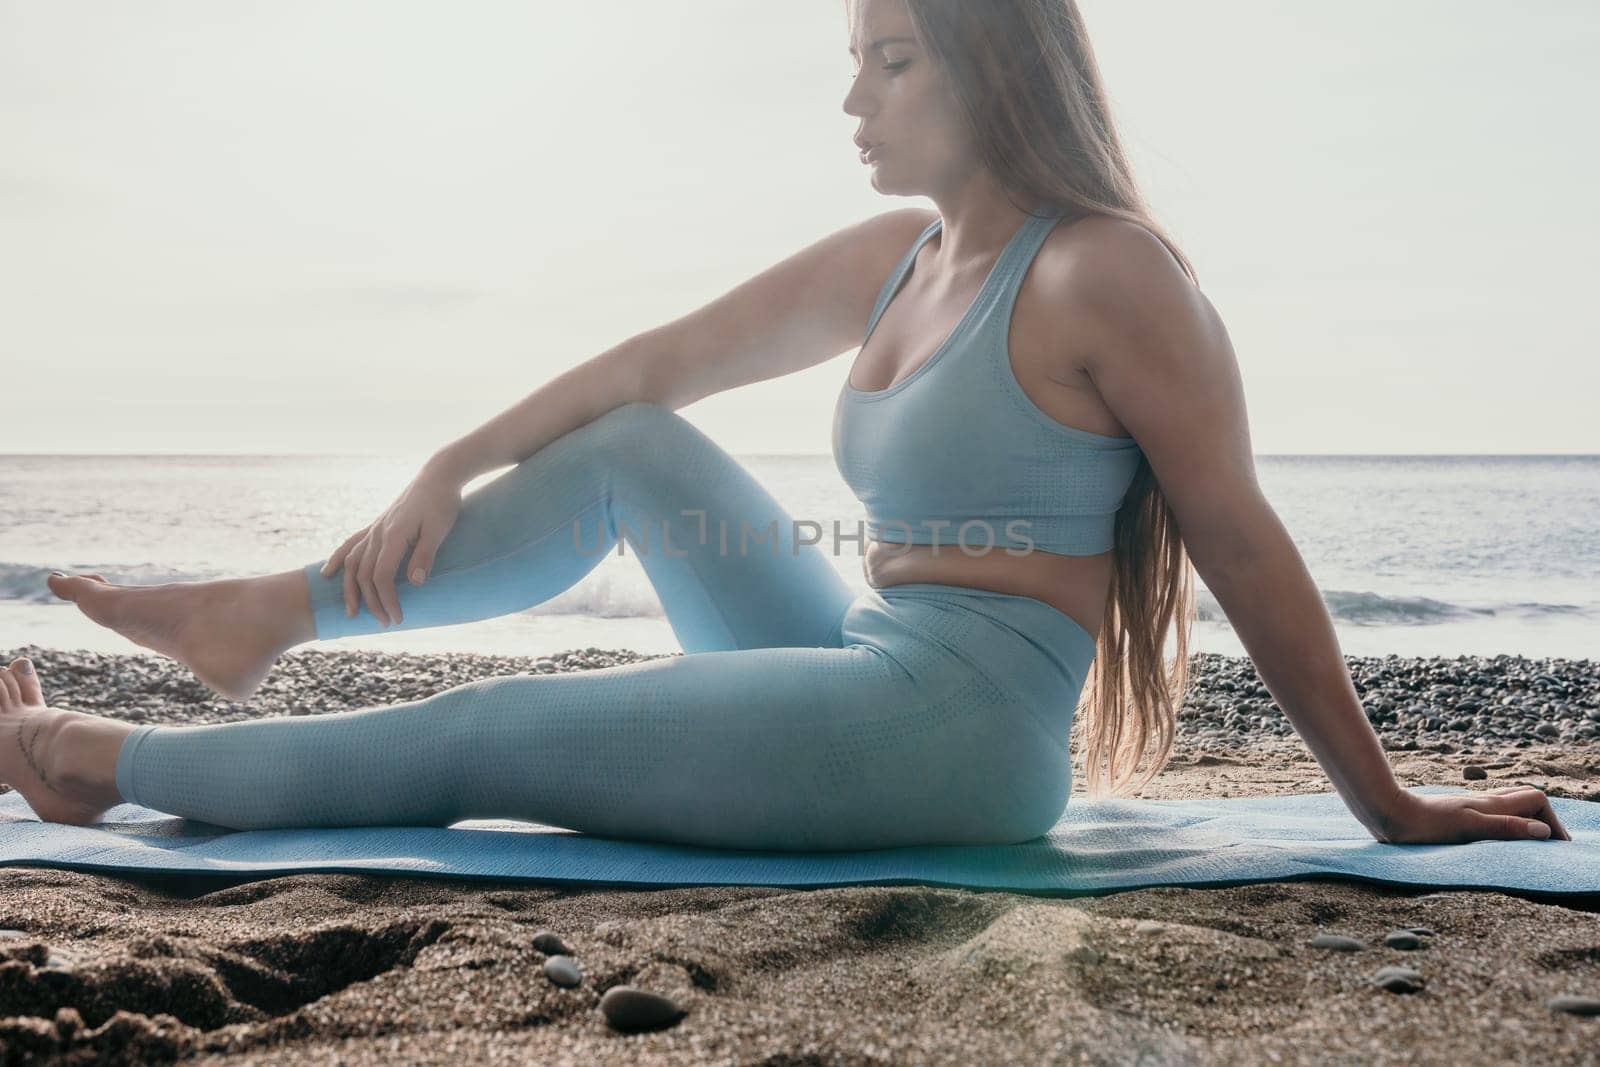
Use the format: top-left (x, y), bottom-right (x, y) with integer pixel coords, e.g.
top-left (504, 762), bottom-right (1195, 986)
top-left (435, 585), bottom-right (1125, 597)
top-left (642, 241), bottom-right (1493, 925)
top-left (373, 535), bottom-right (408, 625)
top-left (343, 540), bottom-right (365, 619)
top-left (1476, 786), bottom-right (1571, 842)
top-left (1463, 809), bottom-right (1552, 841)
top-left (355, 539), bottom-right (388, 626)
top-left (408, 521), bottom-right (442, 587)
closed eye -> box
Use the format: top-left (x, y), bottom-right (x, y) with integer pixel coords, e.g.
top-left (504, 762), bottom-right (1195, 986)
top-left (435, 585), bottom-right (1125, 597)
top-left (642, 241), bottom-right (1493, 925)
top-left (852, 61), bottom-right (910, 78)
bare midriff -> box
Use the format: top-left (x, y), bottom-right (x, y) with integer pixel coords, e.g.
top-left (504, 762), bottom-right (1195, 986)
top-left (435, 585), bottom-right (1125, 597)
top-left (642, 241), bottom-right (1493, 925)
top-left (863, 540), bottom-right (1110, 643)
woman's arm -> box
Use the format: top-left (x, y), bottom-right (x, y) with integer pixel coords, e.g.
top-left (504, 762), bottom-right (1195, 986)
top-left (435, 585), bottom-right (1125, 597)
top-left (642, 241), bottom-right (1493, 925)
top-left (1045, 217), bottom-right (1569, 843)
top-left (429, 208), bottom-right (937, 485)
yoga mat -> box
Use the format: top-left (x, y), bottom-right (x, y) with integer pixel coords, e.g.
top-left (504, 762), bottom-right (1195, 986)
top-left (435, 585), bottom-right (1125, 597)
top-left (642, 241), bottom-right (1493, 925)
top-left (1, 786), bottom-right (1596, 897)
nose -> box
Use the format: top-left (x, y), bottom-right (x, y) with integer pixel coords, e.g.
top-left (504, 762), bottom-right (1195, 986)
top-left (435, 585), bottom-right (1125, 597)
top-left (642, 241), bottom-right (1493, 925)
top-left (842, 71), bottom-right (871, 119)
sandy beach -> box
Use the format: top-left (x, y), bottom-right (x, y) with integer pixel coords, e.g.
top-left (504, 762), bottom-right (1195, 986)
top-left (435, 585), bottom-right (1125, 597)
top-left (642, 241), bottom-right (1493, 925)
top-left (2, 644), bottom-right (1597, 1064)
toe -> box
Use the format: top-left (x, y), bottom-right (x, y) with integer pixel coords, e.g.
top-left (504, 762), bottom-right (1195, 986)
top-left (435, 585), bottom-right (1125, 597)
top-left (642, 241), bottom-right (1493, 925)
top-left (0, 667), bottom-right (17, 710)
top-left (46, 573), bottom-right (79, 602)
top-left (8, 658), bottom-right (43, 705)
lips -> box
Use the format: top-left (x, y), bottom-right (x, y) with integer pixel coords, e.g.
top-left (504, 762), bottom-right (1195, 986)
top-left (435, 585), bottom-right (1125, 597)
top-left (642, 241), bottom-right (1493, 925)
top-left (857, 142), bottom-right (884, 162)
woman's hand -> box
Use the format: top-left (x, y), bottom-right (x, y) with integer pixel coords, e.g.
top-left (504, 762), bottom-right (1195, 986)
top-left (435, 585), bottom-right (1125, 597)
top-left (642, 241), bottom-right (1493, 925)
top-left (319, 461), bottom-right (465, 626)
top-left (1376, 785), bottom-right (1572, 844)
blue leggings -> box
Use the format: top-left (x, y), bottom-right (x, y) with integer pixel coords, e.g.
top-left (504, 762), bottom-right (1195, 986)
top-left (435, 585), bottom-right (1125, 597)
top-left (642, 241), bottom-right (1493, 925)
top-left (113, 402), bottom-right (1097, 850)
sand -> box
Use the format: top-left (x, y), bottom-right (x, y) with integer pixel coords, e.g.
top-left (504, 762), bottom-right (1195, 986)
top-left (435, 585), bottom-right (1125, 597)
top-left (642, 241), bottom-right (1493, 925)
top-left (2, 647), bottom-right (1598, 1065)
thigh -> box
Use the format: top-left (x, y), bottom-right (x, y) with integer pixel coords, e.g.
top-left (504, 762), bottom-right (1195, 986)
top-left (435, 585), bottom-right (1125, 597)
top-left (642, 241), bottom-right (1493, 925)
top-left (450, 637), bottom-right (1071, 850)
top-left (590, 403), bottom-right (859, 652)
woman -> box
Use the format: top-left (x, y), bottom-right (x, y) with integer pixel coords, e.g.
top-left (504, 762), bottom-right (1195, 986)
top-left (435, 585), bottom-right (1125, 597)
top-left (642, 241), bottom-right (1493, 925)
top-left (5, 0), bottom-right (1568, 848)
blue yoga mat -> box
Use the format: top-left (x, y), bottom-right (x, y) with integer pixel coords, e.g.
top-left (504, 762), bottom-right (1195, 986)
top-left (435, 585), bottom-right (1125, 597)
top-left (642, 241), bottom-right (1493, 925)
top-left (2, 786), bottom-right (1596, 896)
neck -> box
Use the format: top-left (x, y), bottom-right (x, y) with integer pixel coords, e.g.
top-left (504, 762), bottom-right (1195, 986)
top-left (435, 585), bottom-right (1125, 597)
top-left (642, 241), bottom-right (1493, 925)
top-left (925, 176), bottom-right (1045, 274)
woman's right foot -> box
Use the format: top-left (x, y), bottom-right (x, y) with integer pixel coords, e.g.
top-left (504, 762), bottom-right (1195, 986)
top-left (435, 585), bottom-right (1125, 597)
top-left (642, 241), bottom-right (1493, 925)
top-left (0, 657), bottom-right (133, 825)
top-left (45, 571), bottom-right (314, 702)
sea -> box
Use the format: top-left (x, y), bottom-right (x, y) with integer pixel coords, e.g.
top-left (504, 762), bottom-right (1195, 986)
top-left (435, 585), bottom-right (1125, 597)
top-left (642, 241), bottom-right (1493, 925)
top-left (1, 453), bottom-right (1595, 662)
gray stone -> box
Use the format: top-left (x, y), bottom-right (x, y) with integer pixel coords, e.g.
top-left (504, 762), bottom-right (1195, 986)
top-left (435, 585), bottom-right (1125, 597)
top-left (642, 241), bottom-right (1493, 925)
top-left (532, 929), bottom-right (570, 956)
top-left (543, 954), bottom-right (584, 988)
top-left (1384, 930), bottom-right (1424, 950)
top-left (1134, 920), bottom-right (1164, 935)
top-left (1310, 933), bottom-right (1366, 952)
top-left (600, 985), bottom-right (687, 1031)
top-left (1547, 995), bottom-right (1600, 1016)
top-left (1372, 966), bottom-right (1425, 993)
top-left (1462, 765), bottom-right (1488, 781)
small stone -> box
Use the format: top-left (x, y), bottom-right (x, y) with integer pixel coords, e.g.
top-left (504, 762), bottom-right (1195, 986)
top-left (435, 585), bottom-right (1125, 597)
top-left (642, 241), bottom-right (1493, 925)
top-left (600, 985), bottom-right (687, 1031)
top-left (1547, 995), bottom-right (1600, 1016)
top-left (1384, 931), bottom-right (1423, 950)
top-left (0, 929), bottom-right (27, 940)
top-left (1407, 926), bottom-right (1436, 937)
top-left (1371, 965), bottom-right (1425, 993)
top-left (1310, 933), bottom-right (1366, 952)
top-left (53, 1007), bottom-right (84, 1038)
top-left (1463, 765), bottom-right (1488, 781)
top-left (531, 929), bottom-right (570, 956)
top-left (543, 954), bottom-right (583, 988)
top-left (1134, 920), bottom-right (1164, 935)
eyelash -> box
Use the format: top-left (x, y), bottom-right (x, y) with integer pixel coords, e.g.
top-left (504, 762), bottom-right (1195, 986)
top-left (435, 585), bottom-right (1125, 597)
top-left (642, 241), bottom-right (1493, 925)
top-left (852, 61), bottom-right (910, 78)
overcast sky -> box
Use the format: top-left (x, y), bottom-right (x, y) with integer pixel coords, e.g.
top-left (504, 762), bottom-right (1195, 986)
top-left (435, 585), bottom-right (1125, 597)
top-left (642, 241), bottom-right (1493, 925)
top-left (3, 1), bottom-right (1596, 458)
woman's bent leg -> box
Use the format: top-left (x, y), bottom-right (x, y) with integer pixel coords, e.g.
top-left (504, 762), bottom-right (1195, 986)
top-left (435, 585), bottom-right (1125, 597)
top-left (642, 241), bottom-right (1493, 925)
top-left (113, 603), bottom-right (1080, 850)
top-left (302, 402), bottom-right (857, 653)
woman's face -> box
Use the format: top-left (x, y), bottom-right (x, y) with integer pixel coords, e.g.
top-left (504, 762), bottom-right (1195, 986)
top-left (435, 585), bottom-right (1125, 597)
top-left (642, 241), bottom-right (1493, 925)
top-left (842, 0), bottom-right (973, 196)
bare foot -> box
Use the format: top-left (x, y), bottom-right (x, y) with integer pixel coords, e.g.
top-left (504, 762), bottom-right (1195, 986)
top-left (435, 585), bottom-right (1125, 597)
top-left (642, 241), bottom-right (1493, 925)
top-left (45, 571), bottom-right (312, 702)
top-left (0, 657), bottom-right (132, 825)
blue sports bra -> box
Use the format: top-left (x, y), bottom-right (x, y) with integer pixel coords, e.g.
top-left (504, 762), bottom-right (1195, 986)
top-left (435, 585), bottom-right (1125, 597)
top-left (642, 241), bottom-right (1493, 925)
top-left (832, 211), bottom-right (1144, 557)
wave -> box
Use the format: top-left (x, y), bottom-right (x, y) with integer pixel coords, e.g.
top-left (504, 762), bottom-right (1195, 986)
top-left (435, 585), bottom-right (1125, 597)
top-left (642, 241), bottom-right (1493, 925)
top-left (1196, 587), bottom-right (1595, 626)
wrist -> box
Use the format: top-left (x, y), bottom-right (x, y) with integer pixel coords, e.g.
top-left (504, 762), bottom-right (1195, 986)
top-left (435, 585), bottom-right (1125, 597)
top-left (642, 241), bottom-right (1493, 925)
top-left (1364, 780), bottom-right (1418, 843)
top-left (424, 444), bottom-right (478, 487)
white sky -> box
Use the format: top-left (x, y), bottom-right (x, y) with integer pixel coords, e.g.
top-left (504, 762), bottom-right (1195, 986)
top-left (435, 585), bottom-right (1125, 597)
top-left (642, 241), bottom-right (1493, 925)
top-left (2, 0), bottom-right (1596, 458)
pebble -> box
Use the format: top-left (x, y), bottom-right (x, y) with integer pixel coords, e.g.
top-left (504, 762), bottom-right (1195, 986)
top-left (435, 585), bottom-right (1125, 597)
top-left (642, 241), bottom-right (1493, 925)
top-left (543, 954), bottom-right (584, 988)
top-left (1407, 926), bottom-right (1436, 937)
top-left (600, 985), bottom-right (687, 1031)
top-left (531, 929), bottom-right (570, 956)
top-left (1310, 933), bottom-right (1366, 952)
top-left (1384, 931), bottom-right (1424, 950)
top-left (1547, 995), bottom-right (1600, 1016)
top-left (1463, 765), bottom-right (1488, 781)
top-left (0, 929), bottom-right (27, 940)
top-left (1371, 966), bottom-right (1425, 993)
top-left (1134, 920), bottom-right (1164, 935)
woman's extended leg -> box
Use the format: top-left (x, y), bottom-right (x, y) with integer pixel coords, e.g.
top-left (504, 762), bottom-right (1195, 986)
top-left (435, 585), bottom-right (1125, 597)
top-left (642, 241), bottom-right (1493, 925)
top-left (11, 585), bottom-right (1090, 846)
top-left (47, 402), bottom-right (861, 698)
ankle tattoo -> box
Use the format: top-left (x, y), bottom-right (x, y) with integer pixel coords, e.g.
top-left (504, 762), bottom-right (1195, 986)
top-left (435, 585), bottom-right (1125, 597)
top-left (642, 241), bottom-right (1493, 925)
top-left (16, 720), bottom-right (63, 796)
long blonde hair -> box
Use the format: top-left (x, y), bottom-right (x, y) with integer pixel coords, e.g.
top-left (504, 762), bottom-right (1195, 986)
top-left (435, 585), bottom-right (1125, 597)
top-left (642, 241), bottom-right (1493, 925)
top-left (857, 0), bottom-right (1200, 794)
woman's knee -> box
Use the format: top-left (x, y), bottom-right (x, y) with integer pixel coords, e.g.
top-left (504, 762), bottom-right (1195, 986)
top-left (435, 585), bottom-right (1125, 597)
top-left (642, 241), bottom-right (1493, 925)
top-left (587, 401), bottom-right (699, 459)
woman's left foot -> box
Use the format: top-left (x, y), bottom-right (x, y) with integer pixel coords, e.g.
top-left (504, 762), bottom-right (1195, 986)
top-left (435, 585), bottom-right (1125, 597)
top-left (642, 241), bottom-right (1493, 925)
top-left (0, 657), bottom-right (133, 825)
top-left (46, 571), bottom-right (306, 702)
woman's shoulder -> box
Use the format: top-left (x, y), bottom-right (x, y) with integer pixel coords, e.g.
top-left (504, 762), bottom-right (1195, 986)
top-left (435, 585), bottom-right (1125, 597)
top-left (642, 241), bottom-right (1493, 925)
top-left (1037, 215), bottom-right (1202, 329)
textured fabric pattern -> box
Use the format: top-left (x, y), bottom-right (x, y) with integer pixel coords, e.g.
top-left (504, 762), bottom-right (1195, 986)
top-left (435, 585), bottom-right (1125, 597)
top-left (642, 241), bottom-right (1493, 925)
top-left (112, 403), bottom-right (1098, 850)
top-left (834, 212), bottom-right (1145, 556)
top-left (4, 788), bottom-right (1596, 896)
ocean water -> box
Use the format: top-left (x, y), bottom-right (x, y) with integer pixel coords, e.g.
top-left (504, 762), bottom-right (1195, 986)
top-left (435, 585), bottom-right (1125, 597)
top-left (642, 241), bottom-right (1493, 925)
top-left (1, 453), bottom-right (1595, 662)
